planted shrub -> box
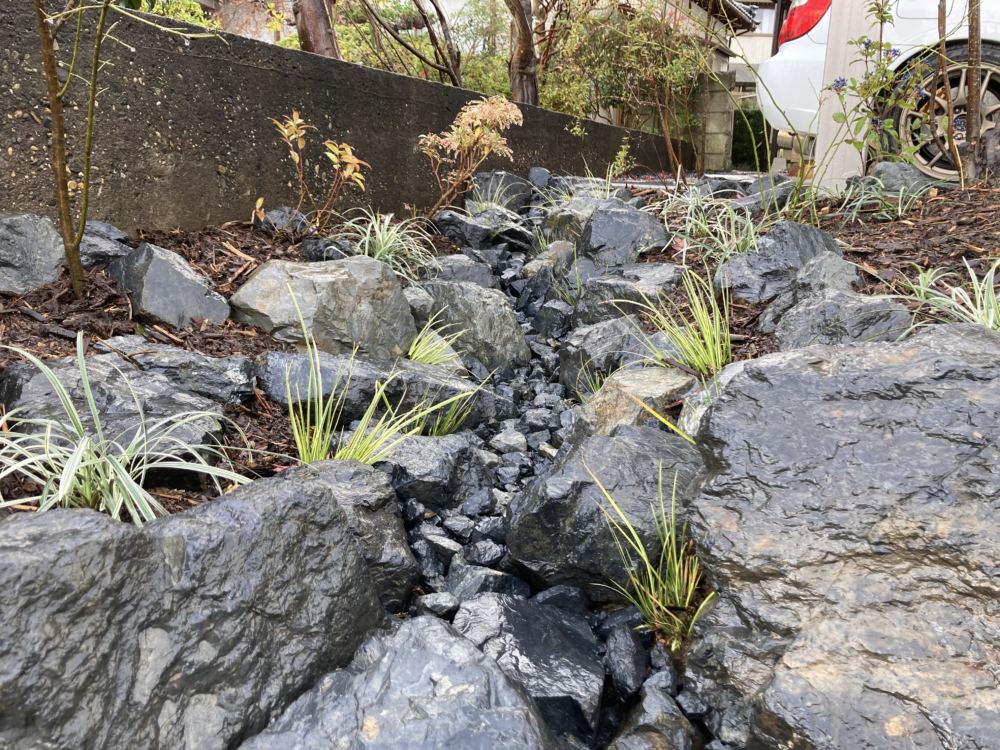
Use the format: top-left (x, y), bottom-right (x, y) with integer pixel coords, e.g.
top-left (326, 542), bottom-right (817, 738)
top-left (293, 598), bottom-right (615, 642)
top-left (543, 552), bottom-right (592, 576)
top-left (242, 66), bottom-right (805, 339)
top-left (257, 111), bottom-right (369, 234)
top-left (408, 311), bottom-right (465, 369)
top-left (337, 207), bottom-right (438, 282)
top-left (0, 334), bottom-right (249, 525)
top-left (899, 259), bottom-right (1000, 330)
top-left (419, 95), bottom-right (523, 216)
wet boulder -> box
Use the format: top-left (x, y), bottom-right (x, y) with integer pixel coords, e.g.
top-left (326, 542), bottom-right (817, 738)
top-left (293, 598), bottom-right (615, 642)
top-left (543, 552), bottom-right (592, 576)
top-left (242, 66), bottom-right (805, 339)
top-left (774, 289), bottom-right (912, 349)
top-left (506, 425), bottom-right (702, 601)
top-left (375, 432), bottom-right (490, 511)
top-left (573, 263), bottom-right (683, 326)
top-left (577, 204), bottom-right (667, 268)
top-left (558, 316), bottom-right (640, 392)
top-left (240, 616), bottom-right (558, 749)
top-left (684, 324), bottom-right (1000, 749)
top-left (608, 672), bottom-right (698, 750)
top-left (0, 473), bottom-right (383, 750)
top-left (471, 171), bottom-right (535, 213)
top-left (454, 593), bottom-right (605, 741)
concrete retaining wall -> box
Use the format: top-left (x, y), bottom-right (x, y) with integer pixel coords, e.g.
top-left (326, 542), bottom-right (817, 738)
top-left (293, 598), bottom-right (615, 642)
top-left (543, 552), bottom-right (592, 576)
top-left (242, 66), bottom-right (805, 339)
top-left (0, 5), bottom-right (673, 231)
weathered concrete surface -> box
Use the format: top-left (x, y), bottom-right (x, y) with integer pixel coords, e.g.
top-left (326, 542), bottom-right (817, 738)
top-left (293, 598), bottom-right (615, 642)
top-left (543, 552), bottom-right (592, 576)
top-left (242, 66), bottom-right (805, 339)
top-left (0, 8), bottom-right (672, 231)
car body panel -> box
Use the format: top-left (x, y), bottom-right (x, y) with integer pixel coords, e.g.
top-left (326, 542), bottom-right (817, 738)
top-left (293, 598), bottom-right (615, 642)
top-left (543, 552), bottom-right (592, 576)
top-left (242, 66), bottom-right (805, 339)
top-left (756, 0), bottom-right (999, 136)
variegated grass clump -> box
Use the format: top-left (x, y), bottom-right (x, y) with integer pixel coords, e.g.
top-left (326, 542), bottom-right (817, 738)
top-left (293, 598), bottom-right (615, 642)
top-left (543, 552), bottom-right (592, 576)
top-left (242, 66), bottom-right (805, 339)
top-left (0, 334), bottom-right (248, 526)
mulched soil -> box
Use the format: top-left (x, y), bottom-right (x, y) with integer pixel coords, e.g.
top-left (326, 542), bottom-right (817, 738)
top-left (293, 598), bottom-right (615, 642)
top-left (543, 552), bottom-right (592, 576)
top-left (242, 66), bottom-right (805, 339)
top-left (817, 184), bottom-right (1000, 294)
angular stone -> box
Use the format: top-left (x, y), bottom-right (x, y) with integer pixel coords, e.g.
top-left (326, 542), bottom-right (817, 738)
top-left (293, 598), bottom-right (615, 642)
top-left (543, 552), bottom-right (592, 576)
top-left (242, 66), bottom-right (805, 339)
top-left (0, 474), bottom-right (383, 750)
top-left (573, 263), bottom-right (683, 326)
top-left (471, 171), bottom-right (535, 213)
top-left (252, 206), bottom-right (310, 234)
top-left (375, 433), bottom-right (490, 511)
top-left (403, 284), bottom-right (435, 325)
top-left (579, 366), bottom-right (695, 435)
top-left (424, 280), bottom-right (531, 369)
top-left (535, 299), bottom-right (574, 338)
top-left (490, 427), bottom-right (528, 454)
top-left (465, 539), bottom-right (505, 567)
top-left (0, 352), bottom-right (222, 448)
top-left (506, 426), bottom-right (702, 601)
top-left (297, 237), bottom-right (353, 262)
top-left (97, 335), bottom-right (253, 404)
top-left (240, 617), bottom-right (557, 749)
top-left (254, 351), bottom-right (497, 428)
top-left (608, 672), bottom-right (697, 750)
top-left (759, 252), bottom-right (862, 332)
top-left (558, 316), bottom-right (639, 392)
top-left (284, 460), bottom-right (419, 611)
top-left (871, 160), bottom-right (941, 193)
top-left (446, 555), bottom-right (531, 600)
top-left (774, 289), bottom-right (912, 349)
top-left (684, 325), bottom-right (1000, 749)
top-left (0, 214), bottom-right (64, 293)
top-left (576, 205), bottom-right (667, 268)
top-left (433, 207), bottom-right (535, 254)
top-left (80, 220), bottom-right (131, 267)
top-left (454, 593), bottom-right (605, 740)
top-left (109, 243), bottom-right (229, 329)
top-left (532, 585), bottom-right (590, 616)
top-left (549, 176), bottom-right (631, 201)
top-left (714, 222), bottom-right (841, 304)
top-left (415, 592), bottom-right (460, 618)
top-left (605, 625), bottom-right (648, 701)
top-left (434, 253), bottom-right (498, 288)
top-left (542, 196), bottom-right (620, 243)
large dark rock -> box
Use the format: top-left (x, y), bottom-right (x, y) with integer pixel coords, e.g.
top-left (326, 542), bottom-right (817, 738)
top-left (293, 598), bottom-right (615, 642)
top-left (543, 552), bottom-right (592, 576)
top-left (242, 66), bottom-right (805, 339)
top-left (871, 160), bottom-right (940, 193)
top-left (573, 263), bottom-right (682, 325)
top-left (0, 473), bottom-right (383, 750)
top-left (109, 242), bottom-right (230, 328)
top-left (80, 220), bottom-right (132, 267)
top-left (435, 253), bottom-right (498, 288)
top-left (506, 425), bottom-right (702, 600)
top-left (97, 335), bottom-right (253, 404)
top-left (604, 625), bottom-right (649, 701)
top-left (255, 351), bottom-right (497, 428)
top-left (684, 324), bottom-right (1000, 749)
top-left (541, 196), bottom-right (619, 243)
top-left (0, 213), bottom-right (64, 293)
top-left (774, 289), bottom-right (912, 349)
top-left (433, 207), bottom-right (535, 254)
top-left (454, 593), bottom-right (606, 741)
top-left (284, 461), bottom-right (419, 610)
top-left (558, 316), bottom-right (639, 392)
top-left (446, 554), bottom-right (532, 600)
top-left (577, 205), bottom-right (667, 268)
top-left (608, 672), bottom-right (698, 750)
top-left (714, 222), bottom-right (841, 304)
top-left (471, 171), bottom-right (535, 213)
top-left (424, 280), bottom-right (531, 369)
top-left (0, 352), bottom-right (222, 447)
top-left (375, 432), bottom-right (490, 511)
top-left (758, 251), bottom-right (861, 332)
top-left (240, 616), bottom-right (557, 749)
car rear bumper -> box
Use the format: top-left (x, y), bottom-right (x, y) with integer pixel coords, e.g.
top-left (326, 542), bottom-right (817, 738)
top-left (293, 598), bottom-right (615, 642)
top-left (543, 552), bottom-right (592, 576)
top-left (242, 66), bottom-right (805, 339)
top-left (756, 27), bottom-right (827, 135)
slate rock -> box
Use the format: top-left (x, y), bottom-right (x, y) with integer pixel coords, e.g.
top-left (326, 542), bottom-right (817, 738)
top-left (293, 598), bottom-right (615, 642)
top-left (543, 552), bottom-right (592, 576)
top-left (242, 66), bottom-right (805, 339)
top-left (297, 237), bottom-right (353, 262)
top-left (579, 366), bottom-right (695, 435)
top-left (683, 324), bottom-right (1000, 749)
top-left (608, 672), bottom-right (697, 750)
top-left (714, 221), bottom-right (841, 304)
top-left (0, 352), bottom-right (222, 448)
top-left (403, 284), bottom-right (436, 325)
top-left (255, 351), bottom-right (496, 428)
top-left (549, 176), bottom-right (632, 201)
top-left (577, 205), bottom-right (667, 268)
top-left (0, 473), bottom-right (383, 750)
top-left (109, 242), bottom-right (229, 329)
top-left (573, 263), bottom-right (683, 325)
top-left (759, 251), bottom-right (862, 332)
top-left (253, 206), bottom-right (310, 234)
top-left (375, 432), bottom-right (490, 511)
top-left (534, 299), bottom-right (575, 337)
top-left (285, 461), bottom-right (419, 611)
top-left (242, 617), bottom-right (556, 749)
top-left (415, 592), bottom-right (460, 618)
top-left (446, 555), bottom-right (531, 600)
top-left (454, 593), bottom-right (606, 739)
top-left (532, 585), bottom-right (591, 616)
top-left (433, 207), bottom-right (535, 254)
top-left (774, 289), bottom-right (912, 349)
top-left (97, 335), bottom-right (253, 404)
top-left (424, 280), bottom-right (531, 369)
top-left (471, 171), bottom-right (535, 213)
top-left (434, 253), bottom-right (498, 288)
top-left (0, 213), bottom-right (65, 293)
top-left (605, 625), bottom-right (649, 701)
top-left (558, 316), bottom-right (639, 392)
top-left (465, 539), bottom-right (505, 567)
top-left (871, 160), bottom-right (941, 193)
top-left (542, 196), bottom-right (621, 243)
top-left (506, 426), bottom-right (702, 600)
top-left (80, 219), bottom-right (131, 267)
top-left (732, 176), bottom-right (796, 212)
top-left (528, 166), bottom-right (552, 189)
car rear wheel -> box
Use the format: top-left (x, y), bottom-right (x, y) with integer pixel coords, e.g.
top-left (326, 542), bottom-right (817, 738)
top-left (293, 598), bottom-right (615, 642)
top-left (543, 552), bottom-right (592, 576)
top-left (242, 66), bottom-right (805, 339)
top-left (890, 42), bottom-right (1000, 181)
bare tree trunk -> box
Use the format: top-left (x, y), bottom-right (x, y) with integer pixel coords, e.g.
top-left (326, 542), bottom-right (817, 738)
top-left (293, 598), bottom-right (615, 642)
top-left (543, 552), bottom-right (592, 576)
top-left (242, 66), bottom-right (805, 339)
top-left (966, 0), bottom-right (983, 180)
top-left (504, 0), bottom-right (538, 104)
top-left (294, 0), bottom-right (341, 59)
top-left (356, 0), bottom-right (462, 85)
top-left (33, 0), bottom-right (85, 297)
top-left (937, 0), bottom-right (964, 184)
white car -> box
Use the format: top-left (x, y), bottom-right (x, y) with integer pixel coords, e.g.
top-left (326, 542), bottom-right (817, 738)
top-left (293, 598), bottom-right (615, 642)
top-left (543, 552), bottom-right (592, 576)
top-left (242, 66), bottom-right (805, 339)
top-left (757, 0), bottom-right (1000, 179)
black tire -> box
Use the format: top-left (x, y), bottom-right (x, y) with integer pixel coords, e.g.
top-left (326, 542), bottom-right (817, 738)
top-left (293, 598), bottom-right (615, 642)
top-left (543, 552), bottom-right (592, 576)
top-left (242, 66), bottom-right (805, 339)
top-left (885, 41), bottom-right (1000, 180)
